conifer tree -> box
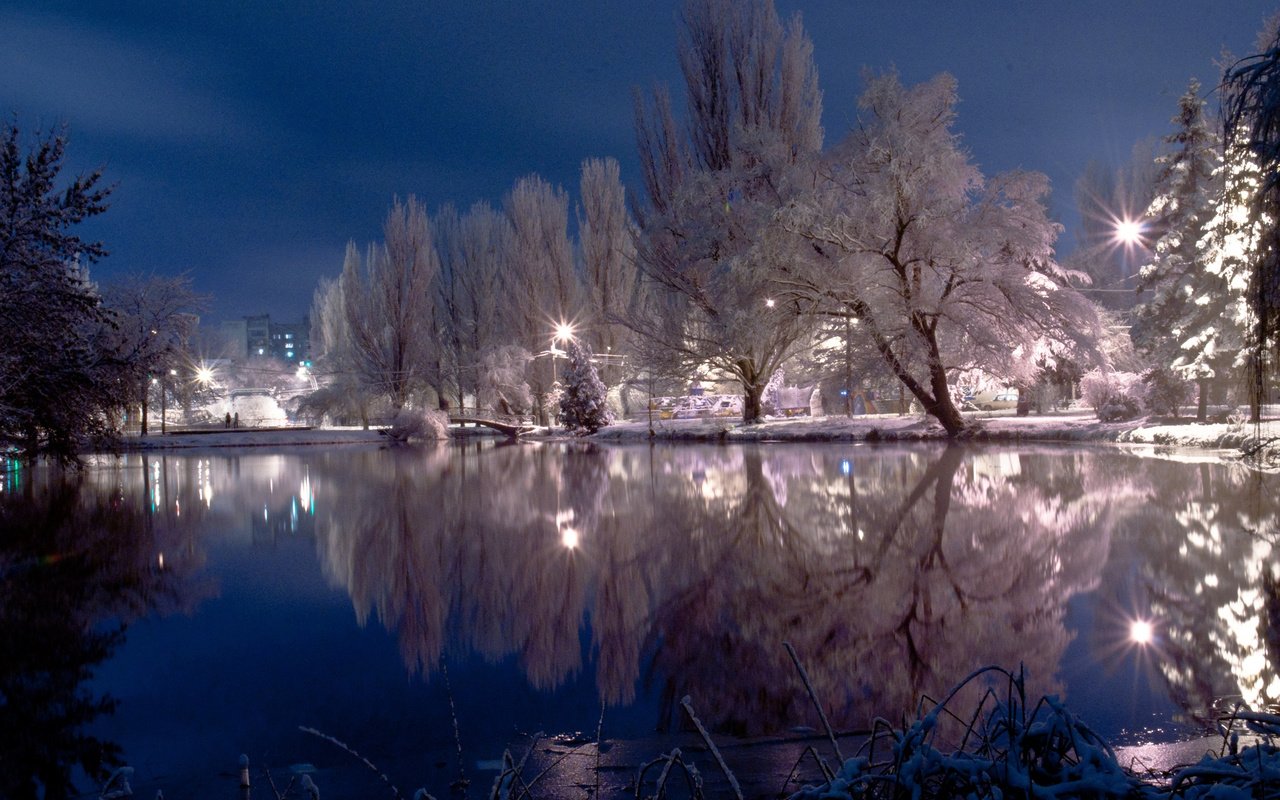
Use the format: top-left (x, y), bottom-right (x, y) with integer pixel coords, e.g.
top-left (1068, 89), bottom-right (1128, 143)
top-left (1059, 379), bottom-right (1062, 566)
top-left (1134, 81), bottom-right (1226, 420)
top-left (557, 339), bottom-right (610, 434)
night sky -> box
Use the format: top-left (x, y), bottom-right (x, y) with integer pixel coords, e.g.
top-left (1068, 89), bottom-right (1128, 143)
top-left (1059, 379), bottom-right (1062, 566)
top-left (3, 1), bottom-right (1276, 322)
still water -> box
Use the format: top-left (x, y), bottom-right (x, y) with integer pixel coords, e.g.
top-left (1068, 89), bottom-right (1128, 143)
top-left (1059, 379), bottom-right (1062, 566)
top-left (2, 441), bottom-right (1278, 797)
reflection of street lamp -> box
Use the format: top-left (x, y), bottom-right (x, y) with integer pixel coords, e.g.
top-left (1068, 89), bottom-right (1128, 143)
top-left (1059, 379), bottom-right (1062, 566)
top-left (1130, 619), bottom-right (1155, 645)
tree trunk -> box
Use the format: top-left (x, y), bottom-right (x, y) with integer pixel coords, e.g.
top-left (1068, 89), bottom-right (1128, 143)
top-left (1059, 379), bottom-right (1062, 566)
top-left (140, 383), bottom-right (149, 436)
top-left (1015, 385), bottom-right (1032, 417)
top-left (742, 381), bottom-right (764, 424)
top-left (1196, 378), bottom-right (1209, 422)
top-left (921, 358), bottom-right (966, 435)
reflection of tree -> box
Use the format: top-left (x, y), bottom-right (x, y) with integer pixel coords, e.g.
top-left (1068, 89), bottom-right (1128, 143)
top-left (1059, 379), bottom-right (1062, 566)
top-left (312, 442), bottom-right (1123, 737)
top-left (1133, 462), bottom-right (1280, 721)
top-left (642, 445), bottom-right (1115, 734)
top-left (0, 475), bottom-right (194, 799)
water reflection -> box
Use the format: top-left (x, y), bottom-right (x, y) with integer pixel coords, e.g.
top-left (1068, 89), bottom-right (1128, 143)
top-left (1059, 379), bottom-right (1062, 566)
top-left (4, 442), bottom-right (1279, 775)
top-left (0, 467), bottom-right (202, 799)
top-left (304, 443), bottom-right (1276, 736)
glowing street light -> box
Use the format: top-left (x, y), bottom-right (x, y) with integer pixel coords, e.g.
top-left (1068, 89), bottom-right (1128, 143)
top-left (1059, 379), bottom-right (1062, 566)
top-left (1114, 217), bottom-right (1145, 246)
top-left (550, 321), bottom-right (576, 384)
top-left (195, 365), bottom-right (215, 387)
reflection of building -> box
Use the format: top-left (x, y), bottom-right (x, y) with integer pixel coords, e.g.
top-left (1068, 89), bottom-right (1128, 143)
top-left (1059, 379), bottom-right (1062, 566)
top-left (216, 314), bottom-right (310, 363)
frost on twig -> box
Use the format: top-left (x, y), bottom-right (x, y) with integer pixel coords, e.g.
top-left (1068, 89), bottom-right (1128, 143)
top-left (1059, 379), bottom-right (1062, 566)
top-left (298, 726), bottom-right (404, 800)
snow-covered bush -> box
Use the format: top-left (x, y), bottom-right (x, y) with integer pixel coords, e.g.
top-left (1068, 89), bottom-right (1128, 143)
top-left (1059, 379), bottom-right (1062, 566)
top-left (384, 407), bottom-right (450, 443)
top-left (792, 665), bottom-right (1280, 800)
top-left (227, 394), bottom-right (288, 427)
top-left (1142, 368), bottom-right (1192, 417)
top-left (1079, 369), bottom-right (1145, 421)
top-left (478, 345), bottom-right (532, 416)
top-left (557, 340), bottom-right (611, 434)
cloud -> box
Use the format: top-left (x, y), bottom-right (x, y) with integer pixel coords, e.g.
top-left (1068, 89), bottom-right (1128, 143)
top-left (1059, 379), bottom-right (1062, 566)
top-left (0, 9), bottom-right (257, 146)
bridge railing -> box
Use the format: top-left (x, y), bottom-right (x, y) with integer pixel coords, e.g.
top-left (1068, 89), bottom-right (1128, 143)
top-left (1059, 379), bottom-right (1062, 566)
top-left (446, 407), bottom-right (536, 427)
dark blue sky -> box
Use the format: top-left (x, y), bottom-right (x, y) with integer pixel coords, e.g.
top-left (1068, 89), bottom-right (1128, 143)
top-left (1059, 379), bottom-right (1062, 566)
top-left (4, 1), bottom-right (1275, 322)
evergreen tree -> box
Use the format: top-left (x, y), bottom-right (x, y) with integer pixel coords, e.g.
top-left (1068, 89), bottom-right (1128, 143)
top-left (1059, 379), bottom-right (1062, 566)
top-left (1223, 18), bottom-right (1280, 411)
top-left (1134, 81), bottom-right (1226, 420)
top-left (0, 123), bottom-right (112, 462)
top-left (557, 339), bottom-right (610, 434)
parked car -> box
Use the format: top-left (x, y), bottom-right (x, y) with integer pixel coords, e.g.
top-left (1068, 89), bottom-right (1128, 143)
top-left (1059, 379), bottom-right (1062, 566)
top-left (969, 389), bottom-right (1019, 411)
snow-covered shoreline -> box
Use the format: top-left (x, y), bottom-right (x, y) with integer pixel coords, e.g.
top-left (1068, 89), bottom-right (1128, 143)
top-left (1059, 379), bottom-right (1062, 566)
top-left (593, 410), bottom-right (1279, 463)
top-left (113, 411), bottom-right (1280, 467)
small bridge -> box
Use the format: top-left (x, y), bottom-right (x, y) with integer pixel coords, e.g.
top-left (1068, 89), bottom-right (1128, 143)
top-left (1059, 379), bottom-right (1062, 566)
top-left (447, 408), bottom-right (538, 438)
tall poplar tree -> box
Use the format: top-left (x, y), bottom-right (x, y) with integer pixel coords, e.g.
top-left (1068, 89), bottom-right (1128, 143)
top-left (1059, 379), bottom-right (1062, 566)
top-left (630, 0), bottom-right (823, 423)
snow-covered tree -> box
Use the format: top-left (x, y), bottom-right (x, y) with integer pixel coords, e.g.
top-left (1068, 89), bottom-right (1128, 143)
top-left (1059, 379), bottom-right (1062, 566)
top-left (1134, 80), bottom-right (1227, 420)
top-left (478, 344), bottom-right (533, 417)
top-left (98, 273), bottom-right (203, 434)
top-left (629, 0), bottom-right (823, 423)
top-left (502, 175), bottom-right (581, 421)
top-left (1223, 16), bottom-right (1280, 413)
top-left (0, 123), bottom-right (113, 461)
top-left (557, 339), bottom-right (610, 434)
top-left (434, 202), bottom-right (510, 408)
top-left (778, 72), bottom-right (1103, 435)
top-left (307, 276), bottom-right (379, 426)
top-left (338, 196), bottom-right (440, 412)
top-left (577, 157), bottom-right (638, 382)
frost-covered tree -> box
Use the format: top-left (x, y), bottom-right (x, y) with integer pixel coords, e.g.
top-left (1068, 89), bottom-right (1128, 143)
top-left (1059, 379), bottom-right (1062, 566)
top-left (98, 273), bottom-right (203, 434)
top-left (434, 202), bottom-right (510, 408)
top-left (0, 123), bottom-right (113, 461)
top-left (1194, 140), bottom-right (1266, 417)
top-left (629, 0), bottom-right (823, 423)
top-left (502, 176), bottom-right (581, 420)
top-left (1223, 16), bottom-right (1280, 413)
top-left (1134, 81), bottom-right (1227, 420)
top-left (478, 344), bottom-right (533, 417)
top-left (577, 157), bottom-right (638, 380)
top-left (307, 276), bottom-right (379, 426)
top-left (557, 339), bottom-right (610, 434)
top-left (779, 73), bottom-right (1103, 435)
top-left (338, 196), bottom-right (440, 412)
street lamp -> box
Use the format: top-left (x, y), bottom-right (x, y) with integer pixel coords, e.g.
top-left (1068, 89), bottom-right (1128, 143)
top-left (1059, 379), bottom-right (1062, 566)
top-left (550, 321), bottom-right (576, 384)
top-left (1113, 217), bottom-right (1145, 246)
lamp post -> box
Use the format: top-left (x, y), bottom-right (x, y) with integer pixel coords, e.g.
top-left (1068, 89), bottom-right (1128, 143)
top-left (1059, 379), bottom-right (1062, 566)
top-left (550, 321), bottom-right (575, 384)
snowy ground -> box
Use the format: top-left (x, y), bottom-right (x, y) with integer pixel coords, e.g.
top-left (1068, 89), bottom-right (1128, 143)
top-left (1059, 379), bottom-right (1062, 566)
top-left (117, 411), bottom-right (1280, 467)
top-left (593, 409), bottom-right (1280, 466)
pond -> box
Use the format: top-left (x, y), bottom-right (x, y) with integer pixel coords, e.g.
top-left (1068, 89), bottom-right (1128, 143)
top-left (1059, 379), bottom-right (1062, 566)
top-left (2, 441), bottom-right (1278, 798)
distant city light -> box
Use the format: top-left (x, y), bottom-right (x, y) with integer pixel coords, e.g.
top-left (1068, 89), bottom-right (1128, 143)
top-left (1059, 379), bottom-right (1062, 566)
top-left (765, 298), bottom-right (776, 308)
top-left (553, 321), bottom-right (575, 343)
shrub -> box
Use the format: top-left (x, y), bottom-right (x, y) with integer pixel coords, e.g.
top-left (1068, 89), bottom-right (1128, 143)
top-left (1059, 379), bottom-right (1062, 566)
top-left (1142, 368), bottom-right (1191, 417)
top-left (1079, 369), bottom-right (1145, 421)
top-left (385, 408), bottom-right (450, 443)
